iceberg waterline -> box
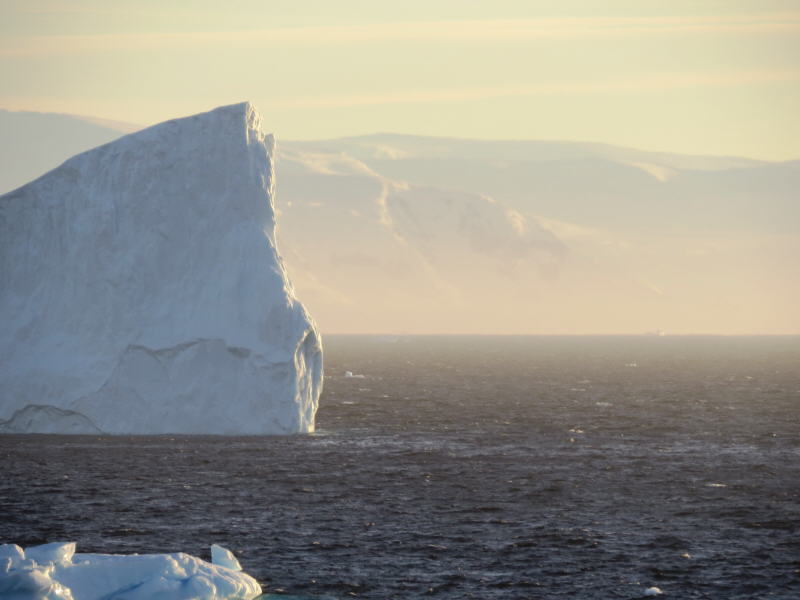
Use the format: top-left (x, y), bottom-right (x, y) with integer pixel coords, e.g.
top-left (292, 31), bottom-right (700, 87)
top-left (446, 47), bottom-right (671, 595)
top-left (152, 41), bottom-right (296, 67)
top-left (0, 542), bottom-right (262, 600)
top-left (0, 102), bottom-right (323, 434)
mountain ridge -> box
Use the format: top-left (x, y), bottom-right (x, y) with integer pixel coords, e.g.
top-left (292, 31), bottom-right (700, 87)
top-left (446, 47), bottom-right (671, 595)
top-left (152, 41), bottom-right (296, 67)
top-left (1, 107), bottom-right (796, 334)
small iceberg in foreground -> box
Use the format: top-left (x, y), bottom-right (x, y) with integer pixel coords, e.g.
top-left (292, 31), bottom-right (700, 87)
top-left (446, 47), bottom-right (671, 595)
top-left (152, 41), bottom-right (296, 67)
top-left (0, 542), bottom-right (261, 600)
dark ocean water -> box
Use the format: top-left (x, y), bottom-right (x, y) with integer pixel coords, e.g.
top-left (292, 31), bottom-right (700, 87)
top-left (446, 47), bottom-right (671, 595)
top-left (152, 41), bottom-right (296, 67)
top-left (2, 335), bottom-right (799, 599)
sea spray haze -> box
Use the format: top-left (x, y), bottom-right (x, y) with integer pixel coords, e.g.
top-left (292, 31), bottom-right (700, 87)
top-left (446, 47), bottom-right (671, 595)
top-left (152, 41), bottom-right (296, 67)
top-left (0, 102), bottom-right (322, 435)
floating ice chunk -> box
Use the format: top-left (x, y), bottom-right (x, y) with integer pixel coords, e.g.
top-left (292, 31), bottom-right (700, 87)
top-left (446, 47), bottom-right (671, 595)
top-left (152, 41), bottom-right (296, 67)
top-left (0, 544), bottom-right (25, 564)
top-left (644, 586), bottom-right (664, 596)
top-left (0, 566), bottom-right (75, 600)
top-left (0, 546), bottom-right (75, 600)
top-left (26, 542), bottom-right (76, 565)
top-left (0, 543), bottom-right (261, 600)
top-left (211, 545), bottom-right (242, 572)
top-left (344, 371), bottom-right (365, 379)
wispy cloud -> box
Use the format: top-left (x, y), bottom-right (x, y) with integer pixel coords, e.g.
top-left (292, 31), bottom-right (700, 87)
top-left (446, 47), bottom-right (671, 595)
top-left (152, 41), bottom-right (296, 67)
top-left (261, 69), bottom-right (800, 110)
top-left (2, 13), bottom-right (799, 57)
top-left (3, 68), bottom-right (795, 115)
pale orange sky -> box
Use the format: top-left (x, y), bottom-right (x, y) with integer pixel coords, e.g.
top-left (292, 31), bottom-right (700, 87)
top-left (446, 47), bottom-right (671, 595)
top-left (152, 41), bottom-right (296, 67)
top-left (2, 0), bottom-right (799, 159)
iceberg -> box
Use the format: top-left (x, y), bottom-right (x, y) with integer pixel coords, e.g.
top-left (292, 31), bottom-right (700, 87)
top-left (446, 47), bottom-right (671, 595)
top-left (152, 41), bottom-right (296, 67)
top-left (0, 102), bottom-right (322, 434)
top-left (0, 542), bottom-right (262, 600)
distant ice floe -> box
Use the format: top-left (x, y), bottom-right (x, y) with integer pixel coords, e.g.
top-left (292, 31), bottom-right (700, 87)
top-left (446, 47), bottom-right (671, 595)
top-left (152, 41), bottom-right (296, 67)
top-left (0, 542), bottom-right (261, 600)
top-left (644, 586), bottom-right (664, 596)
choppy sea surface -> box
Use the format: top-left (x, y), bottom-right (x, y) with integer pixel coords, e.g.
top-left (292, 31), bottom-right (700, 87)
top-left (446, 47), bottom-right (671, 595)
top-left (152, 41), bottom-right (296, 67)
top-left (2, 335), bottom-right (799, 599)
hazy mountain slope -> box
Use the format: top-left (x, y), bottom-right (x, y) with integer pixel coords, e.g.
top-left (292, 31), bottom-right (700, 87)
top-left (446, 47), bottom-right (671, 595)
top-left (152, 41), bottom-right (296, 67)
top-left (276, 138), bottom-right (799, 333)
top-left (286, 136), bottom-right (799, 234)
top-left (275, 146), bottom-right (567, 333)
top-left (0, 110), bottom-right (136, 193)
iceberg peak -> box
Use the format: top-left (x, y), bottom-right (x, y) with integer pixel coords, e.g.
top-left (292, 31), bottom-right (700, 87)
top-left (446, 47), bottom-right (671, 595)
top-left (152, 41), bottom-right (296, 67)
top-left (0, 103), bottom-right (323, 434)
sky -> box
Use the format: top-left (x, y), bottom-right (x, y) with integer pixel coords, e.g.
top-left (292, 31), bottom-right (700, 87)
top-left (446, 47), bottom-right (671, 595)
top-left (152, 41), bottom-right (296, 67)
top-left (2, 0), bottom-right (799, 160)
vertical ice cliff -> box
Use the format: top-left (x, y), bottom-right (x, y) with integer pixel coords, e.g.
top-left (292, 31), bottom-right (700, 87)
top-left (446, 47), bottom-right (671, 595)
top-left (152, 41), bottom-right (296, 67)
top-left (0, 102), bottom-right (323, 434)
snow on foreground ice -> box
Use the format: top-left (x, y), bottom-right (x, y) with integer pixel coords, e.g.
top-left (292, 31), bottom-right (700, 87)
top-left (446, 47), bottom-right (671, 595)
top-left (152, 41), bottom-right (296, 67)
top-left (0, 542), bottom-right (262, 600)
top-left (0, 102), bottom-right (322, 434)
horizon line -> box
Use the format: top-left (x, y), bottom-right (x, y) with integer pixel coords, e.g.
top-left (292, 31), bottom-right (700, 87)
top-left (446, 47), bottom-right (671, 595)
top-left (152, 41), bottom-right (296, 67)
top-left (316, 332), bottom-right (800, 337)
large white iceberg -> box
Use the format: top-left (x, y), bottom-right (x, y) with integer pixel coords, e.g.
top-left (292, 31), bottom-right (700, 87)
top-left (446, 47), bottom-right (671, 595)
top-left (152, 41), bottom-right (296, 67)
top-left (0, 102), bottom-right (322, 434)
top-left (0, 542), bottom-right (262, 600)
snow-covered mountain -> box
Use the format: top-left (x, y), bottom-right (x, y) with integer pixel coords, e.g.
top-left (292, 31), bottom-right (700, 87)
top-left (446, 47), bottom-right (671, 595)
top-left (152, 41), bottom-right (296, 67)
top-left (275, 144), bottom-right (568, 333)
top-left (275, 137), bottom-right (799, 334)
top-left (2, 111), bottom-right (797, 334)
top-left (288, 134), bottom-right (799, 234)
top-left (0, 103), bottom-right (322, 434)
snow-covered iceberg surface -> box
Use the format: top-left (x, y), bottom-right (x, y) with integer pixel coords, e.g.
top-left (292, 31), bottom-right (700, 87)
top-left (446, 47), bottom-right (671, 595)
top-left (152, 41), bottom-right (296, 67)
top-left (0, 102), bottom-right (322, 434)
top-left (0, 542), bottom-right (262, 600)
